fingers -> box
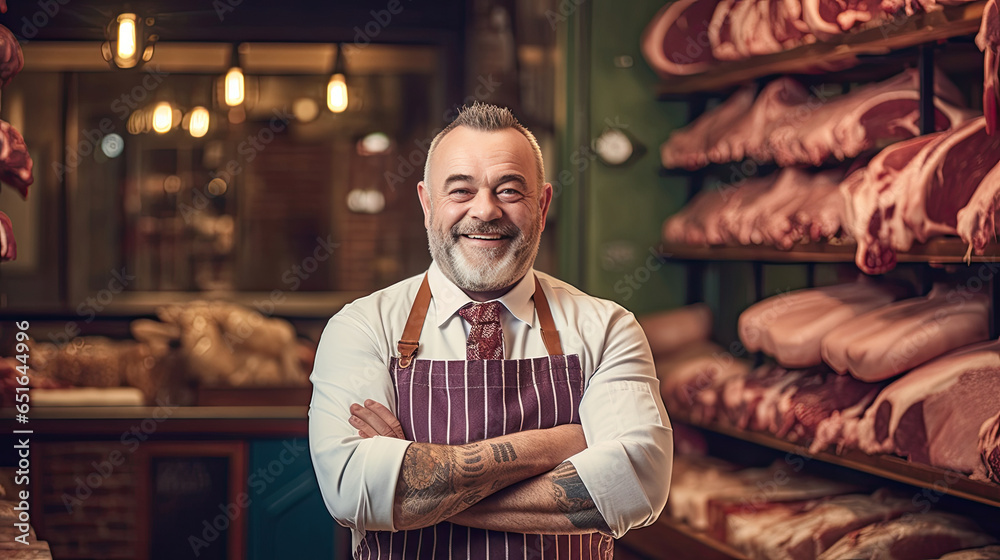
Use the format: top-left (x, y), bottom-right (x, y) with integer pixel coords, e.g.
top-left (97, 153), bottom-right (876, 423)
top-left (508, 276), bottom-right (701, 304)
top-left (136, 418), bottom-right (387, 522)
top-left (364, 399), bottom-right (405, 439)
top-left (349, 400), bottom-right (405, 439)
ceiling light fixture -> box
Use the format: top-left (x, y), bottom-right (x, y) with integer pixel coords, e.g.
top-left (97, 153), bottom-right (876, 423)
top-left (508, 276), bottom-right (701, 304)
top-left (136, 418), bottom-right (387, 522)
top-left (101, 12), bottom-right (157, 69)
top-left (327, 44), bottom-right (348, 113)
top-left (224, 44), bottom-right (245, 107)
top-left (186, 107), bottom-right (210, 138)
top-left (152, 102), bottom-right (173, 133)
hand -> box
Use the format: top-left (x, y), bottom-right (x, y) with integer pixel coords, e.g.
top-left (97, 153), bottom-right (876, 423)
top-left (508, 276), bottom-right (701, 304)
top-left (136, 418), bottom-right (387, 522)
top-left (349, 399), bottom-right (405, 439)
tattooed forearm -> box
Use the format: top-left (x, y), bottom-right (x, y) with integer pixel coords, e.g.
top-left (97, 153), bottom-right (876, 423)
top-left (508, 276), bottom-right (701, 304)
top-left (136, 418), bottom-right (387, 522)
top-left (395, 438), bottom-right (527, 529)
top-left (550, 462), bottom-right (612, 535)
top-left (491, 442), bottom-right (517, 463)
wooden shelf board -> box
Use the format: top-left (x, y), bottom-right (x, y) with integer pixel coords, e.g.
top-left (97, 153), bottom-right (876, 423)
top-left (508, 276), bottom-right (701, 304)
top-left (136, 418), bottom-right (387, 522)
top-left (656, 1), bottom-right (986, 95)
top-left (661, 237), bottom-right (998, 264)
top-left (622, 516), bottom-right (749, 560)
top-left (683, 419), bottom-right (1000, 508)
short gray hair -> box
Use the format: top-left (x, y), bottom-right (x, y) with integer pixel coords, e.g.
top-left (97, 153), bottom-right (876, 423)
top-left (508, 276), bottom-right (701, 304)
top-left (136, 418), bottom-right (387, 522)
top-left (423, 103), bottom-right (545, 188)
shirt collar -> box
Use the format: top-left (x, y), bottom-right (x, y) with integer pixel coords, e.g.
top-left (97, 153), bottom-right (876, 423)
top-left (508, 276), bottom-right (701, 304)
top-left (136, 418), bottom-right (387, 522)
top-left (427, 260), bottom-right (537, 328)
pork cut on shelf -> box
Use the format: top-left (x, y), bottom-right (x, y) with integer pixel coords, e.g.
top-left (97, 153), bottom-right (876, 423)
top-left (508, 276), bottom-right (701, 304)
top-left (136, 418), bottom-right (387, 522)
top-left (727, 490), bottom-right (923, 560)
top-left (661, 85), bottom-right (756, 169)
top-left (767, 68), bottom-right (972, 167)
top-left (660, 68), bottom-right (971, 170)
top-left (820, 286), bottom-right (991, 382)
top-left (663, 168), bottom-right (848, 249)
top-left (656, 341), bottom-right (752, 423)
top-left (956, 159), bottom-right (1000, 259)
top-left (850, 339), bottom-right (1000, 475)
top-left (706, 77), bottom-right (814, 164)
top-left (843, 133), bottom-right (945, 274)
top-left (641, 0), bottom-right (723, 77)
top-left (848, 117), bottom-right (1000, 274)
top-left (979, 410), bottom-right (1000, 484)
top-left (668, 455), bottom-right (861, 533)
top-left (816, 512), bottom-right (998, 560)
top-left (891, 117), bottom-right (1000, 252)
top-left (738, 280), bottom-right (910, 369)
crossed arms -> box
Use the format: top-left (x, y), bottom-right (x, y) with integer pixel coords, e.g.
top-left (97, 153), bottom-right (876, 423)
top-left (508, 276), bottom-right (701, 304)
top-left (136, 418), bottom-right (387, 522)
top-left (308, 307), bottom-right (673, 538)
top-left (349, 399), bottom-right (612, 534)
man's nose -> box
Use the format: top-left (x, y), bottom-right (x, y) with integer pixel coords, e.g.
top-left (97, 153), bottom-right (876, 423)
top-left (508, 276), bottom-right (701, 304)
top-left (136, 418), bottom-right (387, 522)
top-left (468, 189), bottom-right (502, 222)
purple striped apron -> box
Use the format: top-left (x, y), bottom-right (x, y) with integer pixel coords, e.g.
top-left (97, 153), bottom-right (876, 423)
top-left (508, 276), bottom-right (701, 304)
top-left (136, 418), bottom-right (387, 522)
top-left (355, 275), bottom-right (614, 559)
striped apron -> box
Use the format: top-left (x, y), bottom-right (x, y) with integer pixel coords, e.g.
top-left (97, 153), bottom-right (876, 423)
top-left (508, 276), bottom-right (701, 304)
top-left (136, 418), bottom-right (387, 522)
top-left (355, 274), bottom-right (614, 559)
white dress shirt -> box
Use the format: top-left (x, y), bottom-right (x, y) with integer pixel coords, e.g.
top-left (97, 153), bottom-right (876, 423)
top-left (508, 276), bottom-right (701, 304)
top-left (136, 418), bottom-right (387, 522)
top-left (308, 260), bottom-right (673, 548)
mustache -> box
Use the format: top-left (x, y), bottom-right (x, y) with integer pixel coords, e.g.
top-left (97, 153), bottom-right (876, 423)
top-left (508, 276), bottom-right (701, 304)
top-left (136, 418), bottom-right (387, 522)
top-left (451, 221), bottom-right (520, 238)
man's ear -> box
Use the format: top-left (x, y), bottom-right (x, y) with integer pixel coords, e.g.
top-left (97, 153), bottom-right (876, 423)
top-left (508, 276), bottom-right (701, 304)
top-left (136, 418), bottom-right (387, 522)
top-left (417, 181), bottom-right (432, 229)
top-left (538, 182), bottom-right (554, 232)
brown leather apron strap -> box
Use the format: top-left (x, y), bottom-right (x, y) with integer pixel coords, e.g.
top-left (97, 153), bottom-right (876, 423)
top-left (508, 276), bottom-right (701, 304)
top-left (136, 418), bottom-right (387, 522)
top-left (396, 272), bottom-right (564, 365)
top-left (533, 276), bottom-right (564, 356)
top-left (397, 274), bottom-right (431, 368)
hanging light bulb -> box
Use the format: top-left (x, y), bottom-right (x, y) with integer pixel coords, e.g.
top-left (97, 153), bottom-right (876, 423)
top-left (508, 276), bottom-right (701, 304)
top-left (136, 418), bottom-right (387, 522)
top-left (188, 107), bottom-right (210, 138)
top-left (224, 66), bottom-right (245, 107)
top-left (152, 102), bottom-right (173, 133)
top-left (117, 14), bottom-right (137, 62)
top-left (101, 13), bottom-right (158, 69)
top-left (327, 73), bottom-right (348, 113)
top-left (327, 44), bottom-right (349, 113)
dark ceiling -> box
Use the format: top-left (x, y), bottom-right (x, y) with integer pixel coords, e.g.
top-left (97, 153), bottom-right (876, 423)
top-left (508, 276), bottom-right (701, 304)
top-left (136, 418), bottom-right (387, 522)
top-left (2, 0), bottom-right (467, 44)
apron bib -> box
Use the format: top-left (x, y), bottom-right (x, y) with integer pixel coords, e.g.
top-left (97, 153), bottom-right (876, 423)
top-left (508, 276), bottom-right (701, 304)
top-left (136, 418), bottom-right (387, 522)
top-left (355, 275), bottom-right (613, 559)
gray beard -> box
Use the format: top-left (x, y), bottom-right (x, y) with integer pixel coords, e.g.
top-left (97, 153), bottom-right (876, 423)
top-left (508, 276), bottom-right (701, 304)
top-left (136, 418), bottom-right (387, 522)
top-left (428, 216), bottom-right (541, 293)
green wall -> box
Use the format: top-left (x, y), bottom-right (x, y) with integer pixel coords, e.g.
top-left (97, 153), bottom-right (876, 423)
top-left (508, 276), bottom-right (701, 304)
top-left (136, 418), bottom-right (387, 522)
top-left (556, 0), bottom-right (690, 314)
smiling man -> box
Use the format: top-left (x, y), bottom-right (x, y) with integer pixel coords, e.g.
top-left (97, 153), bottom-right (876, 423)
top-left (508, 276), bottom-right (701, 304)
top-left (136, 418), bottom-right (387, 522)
top-left (309, 103), bottom-right (673, 559)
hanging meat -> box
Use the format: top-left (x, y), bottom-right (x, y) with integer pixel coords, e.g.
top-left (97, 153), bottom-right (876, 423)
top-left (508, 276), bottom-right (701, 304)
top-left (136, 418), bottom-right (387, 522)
top-left (978, 0), bottom-right (999, 134)
top-left (641, 0), bottom-right (722, 76)
top-left (0, 120), bottom-right (33, 198)
top-left (980, 411), bottom-right (1000, 484)
top-left (851, 339), bottom-right (1000, 475)
top-left (738, 280), bottom-right (911, 369)
top-left (820, 286), bottom-right (990, 382)
top-left (0, 24), bottom-right (22, 88)
top-left (0, 210), bottom-right (15, 261)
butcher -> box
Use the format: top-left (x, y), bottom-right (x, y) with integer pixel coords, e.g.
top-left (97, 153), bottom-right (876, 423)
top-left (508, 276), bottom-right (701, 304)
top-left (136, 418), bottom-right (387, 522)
top-left (309, 103), bottom-right (673, 559)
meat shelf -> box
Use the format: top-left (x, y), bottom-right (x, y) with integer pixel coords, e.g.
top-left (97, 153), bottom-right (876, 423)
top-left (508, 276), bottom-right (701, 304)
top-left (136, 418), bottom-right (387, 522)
top-left (660, 237), bottom-right (999, 265)
top-left (677, 418), bottom-right (1000, 509)
top-left (655, 0), bottom-right (986, 96)
top-left (620, 515), bottom-right (749, 560)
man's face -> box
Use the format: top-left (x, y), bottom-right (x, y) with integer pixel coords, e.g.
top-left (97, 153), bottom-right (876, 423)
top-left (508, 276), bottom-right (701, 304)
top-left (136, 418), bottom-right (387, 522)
top-left (418, 126), bottom-right (553, 293)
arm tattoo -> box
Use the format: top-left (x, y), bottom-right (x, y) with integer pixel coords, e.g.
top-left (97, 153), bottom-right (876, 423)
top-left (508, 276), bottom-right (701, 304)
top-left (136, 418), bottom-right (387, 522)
top-left (551, 462), bottom-right (612, 535)
top-left (490, 442), bottom-right (517, 463)
top-left (397, 439), bottom-right (521, 525)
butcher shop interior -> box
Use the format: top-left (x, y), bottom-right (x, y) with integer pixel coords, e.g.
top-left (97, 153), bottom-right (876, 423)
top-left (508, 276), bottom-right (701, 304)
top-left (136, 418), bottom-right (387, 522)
top-left (2, 0), bottom-right (1000, 558)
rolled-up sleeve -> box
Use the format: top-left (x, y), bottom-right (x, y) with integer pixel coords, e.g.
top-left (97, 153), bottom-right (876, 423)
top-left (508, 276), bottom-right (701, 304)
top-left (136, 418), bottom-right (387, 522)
top-left (568, 312), bottom-right (673, 538)
top-left (308, 311), bottom-right (412, 532)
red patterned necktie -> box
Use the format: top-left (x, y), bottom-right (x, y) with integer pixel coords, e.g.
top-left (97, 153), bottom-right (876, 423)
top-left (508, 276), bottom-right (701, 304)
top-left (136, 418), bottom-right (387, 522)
top-left (458, 301), bottom-right (505, 360)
